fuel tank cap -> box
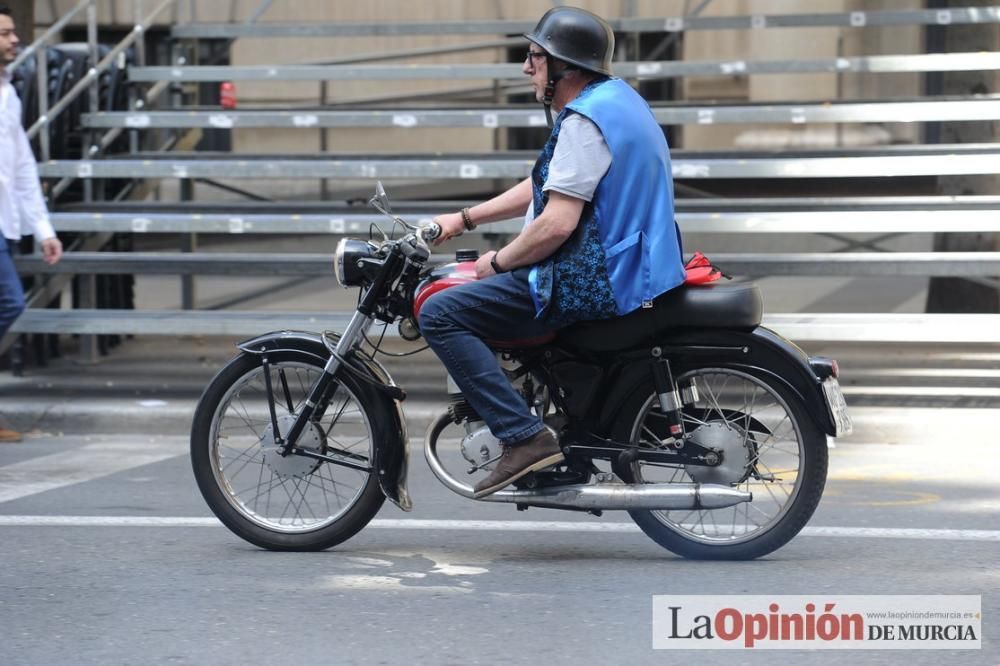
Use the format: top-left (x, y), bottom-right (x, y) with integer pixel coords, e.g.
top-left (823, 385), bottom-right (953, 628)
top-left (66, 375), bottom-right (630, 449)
top-left (455, 249), bottom-right (479, 262)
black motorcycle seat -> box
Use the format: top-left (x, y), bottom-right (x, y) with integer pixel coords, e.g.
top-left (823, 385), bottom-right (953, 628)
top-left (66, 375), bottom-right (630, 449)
top-left (557, 281), bottom-right (763, 352)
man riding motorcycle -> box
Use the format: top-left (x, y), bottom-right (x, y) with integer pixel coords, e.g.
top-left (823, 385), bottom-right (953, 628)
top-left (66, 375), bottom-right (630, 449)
top-left (421, 6), bottom-right (686, 498)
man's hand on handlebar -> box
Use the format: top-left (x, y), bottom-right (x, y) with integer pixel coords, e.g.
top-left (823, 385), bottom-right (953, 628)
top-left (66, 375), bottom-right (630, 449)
top-left (430, 212), bottom-right (467, 246)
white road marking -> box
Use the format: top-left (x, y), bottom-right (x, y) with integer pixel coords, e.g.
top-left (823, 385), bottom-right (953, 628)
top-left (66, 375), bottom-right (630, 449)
top-left (841, 385), bottom-right (1000, 398)
top-left (319, 574), bottom-right (474, 594)
top-left (319, 550), bottom-right (489, 593)
top-left (0, 515), bottom-right (996, 542)
top-left (802, 526), bottom-right (1000, 541)
top-left (0, 440), bottom-right (185, 504)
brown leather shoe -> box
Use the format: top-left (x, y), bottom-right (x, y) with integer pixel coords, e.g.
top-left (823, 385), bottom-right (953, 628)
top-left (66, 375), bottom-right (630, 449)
top-left (473, 429), bottom-right (564, 498)
top-left (0, 428), bottom-right (23, 443)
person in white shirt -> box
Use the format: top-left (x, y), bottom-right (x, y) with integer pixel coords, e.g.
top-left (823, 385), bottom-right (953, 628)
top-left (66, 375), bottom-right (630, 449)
top-left (0, 6), bottom-right (62, 442)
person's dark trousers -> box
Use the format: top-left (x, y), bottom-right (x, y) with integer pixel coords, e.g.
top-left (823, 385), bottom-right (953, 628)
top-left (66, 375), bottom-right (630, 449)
top-left (0, 239), bottom-right (26, 338)
top-left (419, 268), bottom-right (558, 445)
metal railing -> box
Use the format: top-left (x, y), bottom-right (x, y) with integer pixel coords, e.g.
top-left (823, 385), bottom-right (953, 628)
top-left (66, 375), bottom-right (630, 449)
top-left (126, 52), bottom-right (1000, 83)
top-left (35, 145), bottom-right (1000, 180)
top-left (170, 7), bottom-right (1000, 38)
top-left (41, 201), bottom-right (1000, 235)
top-left (80, 96), bottom-right (1000, 129)
top-left (25, 0), bottom-right (176, 158)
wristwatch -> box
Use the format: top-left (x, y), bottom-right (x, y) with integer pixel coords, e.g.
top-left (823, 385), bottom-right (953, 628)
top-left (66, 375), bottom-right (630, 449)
top-left (490, 251), bottom-right (506, 274)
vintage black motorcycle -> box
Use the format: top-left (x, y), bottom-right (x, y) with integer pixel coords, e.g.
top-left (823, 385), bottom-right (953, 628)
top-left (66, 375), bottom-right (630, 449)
top-left (190, 184), bottom-right (852, 560)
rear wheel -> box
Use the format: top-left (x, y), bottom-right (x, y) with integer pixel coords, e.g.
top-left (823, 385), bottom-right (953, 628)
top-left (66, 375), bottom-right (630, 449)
top-left (191, 351), bottom-right (386, 550)
top-left (612, 366), bottom-right (827, 560)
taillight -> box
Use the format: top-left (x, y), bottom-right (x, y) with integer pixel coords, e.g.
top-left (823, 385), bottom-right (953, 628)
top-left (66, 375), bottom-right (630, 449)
top-left (809, 357), bottom-right (839, 380)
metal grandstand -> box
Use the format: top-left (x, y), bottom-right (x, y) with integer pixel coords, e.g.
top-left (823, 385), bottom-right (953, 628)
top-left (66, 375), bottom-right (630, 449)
top-left (5, 1), bottom-right (1000, 368)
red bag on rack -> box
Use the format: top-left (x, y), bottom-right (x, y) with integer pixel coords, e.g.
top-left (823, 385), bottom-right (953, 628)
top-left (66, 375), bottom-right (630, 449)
top-left (684, 251), bottom-right (729, 285)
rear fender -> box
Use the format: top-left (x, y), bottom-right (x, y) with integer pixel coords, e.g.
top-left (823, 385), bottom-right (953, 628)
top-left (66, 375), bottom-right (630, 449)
top-left (597, 327), bottom-right (836, 436)
top-left (238, 331), bottom-right (412, 511)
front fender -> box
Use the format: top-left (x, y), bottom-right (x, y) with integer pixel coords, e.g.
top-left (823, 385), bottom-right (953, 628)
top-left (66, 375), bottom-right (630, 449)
top-left (238, 330), bottom-right (330, 363)
top-left (238, 330), bottom-right (412, 511)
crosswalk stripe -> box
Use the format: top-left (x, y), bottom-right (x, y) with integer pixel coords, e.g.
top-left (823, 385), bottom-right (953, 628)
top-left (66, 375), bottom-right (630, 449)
top-left (0, 440), bottom-right (185, 504)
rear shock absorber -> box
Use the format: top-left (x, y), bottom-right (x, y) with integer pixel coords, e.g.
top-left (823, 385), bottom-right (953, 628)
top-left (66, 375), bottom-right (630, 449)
top-left (651, 353), bottom-right (685, 444)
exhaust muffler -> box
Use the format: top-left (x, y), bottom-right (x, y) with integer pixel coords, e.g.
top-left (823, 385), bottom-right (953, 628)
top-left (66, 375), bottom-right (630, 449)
top-left (480, 481), bottom-right (751, 510)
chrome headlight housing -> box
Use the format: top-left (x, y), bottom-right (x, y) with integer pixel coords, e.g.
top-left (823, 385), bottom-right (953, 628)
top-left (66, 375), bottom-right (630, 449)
top-left (334, 238), bottom-right (377, 288)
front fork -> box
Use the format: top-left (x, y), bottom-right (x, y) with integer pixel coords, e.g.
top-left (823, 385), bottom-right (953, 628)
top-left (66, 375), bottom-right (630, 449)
top-left (265, 309), bottom-right (373, 456)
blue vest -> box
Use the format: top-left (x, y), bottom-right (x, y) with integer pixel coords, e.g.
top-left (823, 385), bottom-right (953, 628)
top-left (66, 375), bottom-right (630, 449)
top-left (528, 78), bottom-right (685, 327)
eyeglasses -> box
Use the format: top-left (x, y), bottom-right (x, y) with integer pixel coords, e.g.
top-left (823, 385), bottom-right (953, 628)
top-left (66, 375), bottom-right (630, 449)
top-left (524, 50), bottom-right (547, 62)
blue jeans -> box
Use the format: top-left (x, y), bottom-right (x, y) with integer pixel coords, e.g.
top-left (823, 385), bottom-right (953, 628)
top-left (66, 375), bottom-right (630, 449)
top-left (419, 268), bottom-right (559, 445)
top-left (0, 240), bottom-right (25, 338)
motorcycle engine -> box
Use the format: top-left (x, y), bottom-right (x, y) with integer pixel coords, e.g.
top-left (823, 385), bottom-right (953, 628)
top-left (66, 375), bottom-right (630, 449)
top-left (460, 422), bottom-right (503, 471)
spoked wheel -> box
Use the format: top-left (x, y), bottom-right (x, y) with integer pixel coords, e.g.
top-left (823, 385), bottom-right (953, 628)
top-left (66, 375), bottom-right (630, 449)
top-left (191, 351), bottom-right (386, 551)
top-left (613, 366), bottom-right (827, 560)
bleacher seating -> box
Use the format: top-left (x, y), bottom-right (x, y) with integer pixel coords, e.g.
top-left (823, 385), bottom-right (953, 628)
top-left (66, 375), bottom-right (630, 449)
top-left (5, 3), bottom-right (1000, 370)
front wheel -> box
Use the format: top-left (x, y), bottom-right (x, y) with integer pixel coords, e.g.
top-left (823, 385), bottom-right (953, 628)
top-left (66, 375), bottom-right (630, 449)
top-left (191, 350), bottom-right (386, 551)
top-left (612, 366), bottom-right (827, 560)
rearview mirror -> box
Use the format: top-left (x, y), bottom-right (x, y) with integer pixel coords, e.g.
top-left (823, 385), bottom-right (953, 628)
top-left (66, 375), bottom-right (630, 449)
top-left (371, 181), bottom-right (392, 215)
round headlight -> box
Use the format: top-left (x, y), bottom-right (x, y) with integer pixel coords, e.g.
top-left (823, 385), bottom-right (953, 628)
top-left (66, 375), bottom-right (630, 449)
top-left (334, 238), bottom-right (376, 288)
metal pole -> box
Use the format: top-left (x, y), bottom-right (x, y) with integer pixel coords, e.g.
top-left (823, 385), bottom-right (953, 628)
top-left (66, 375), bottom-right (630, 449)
top-left (320, 80), bottom-right (328, 200)
top-left (35, 46), bottom-right (50, 163)
top-left (84, 0), bottom-right (100, 210)
top-left (77, 276), bottom-right (99, 364)
top-left (180, 181), bottom-right (196, 311)
top-left (87, 1), bottom-right (100, 114)
top-left (129, 0), bottom-right (147, 155)
top-left (836, 33), bottom-right (844, 148)
top-left (133, 0), bottom-right (147, 65)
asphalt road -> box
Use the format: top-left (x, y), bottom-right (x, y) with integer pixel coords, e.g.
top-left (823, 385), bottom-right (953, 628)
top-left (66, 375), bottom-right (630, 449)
top-left (0, 407), bottom-right (996, 666)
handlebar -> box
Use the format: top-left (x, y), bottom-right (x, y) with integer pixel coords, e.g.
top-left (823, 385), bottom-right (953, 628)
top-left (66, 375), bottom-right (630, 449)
top-left (367, 182), bottom-right (442, 246)
top-left (419, 223), bottom-right (442, 243)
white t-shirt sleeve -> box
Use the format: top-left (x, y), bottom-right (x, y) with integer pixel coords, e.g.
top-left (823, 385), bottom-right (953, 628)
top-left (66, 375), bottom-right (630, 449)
top-left (543, 113), bottom-right (612, 202)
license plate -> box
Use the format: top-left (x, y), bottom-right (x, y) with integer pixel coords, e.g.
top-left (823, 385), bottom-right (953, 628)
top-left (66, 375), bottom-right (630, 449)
top-left (821, 376), bottom-right (852, 437)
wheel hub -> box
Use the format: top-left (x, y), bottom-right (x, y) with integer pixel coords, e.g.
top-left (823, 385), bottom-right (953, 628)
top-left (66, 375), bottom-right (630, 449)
top-left (685, 421), bottom-right (753, 485)
top-left (260, 414), bottom-right (324, 480)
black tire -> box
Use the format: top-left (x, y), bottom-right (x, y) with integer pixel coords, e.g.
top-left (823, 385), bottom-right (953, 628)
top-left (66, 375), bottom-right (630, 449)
top-left (191, 351), bottom-right (387, 551)
top-left (612, 366), bottom-right (827, 560)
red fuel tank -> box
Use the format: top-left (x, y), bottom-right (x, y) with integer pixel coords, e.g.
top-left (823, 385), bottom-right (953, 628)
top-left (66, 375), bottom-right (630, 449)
top-left (413, 261), bottom-right (478, 321)
top-left (413, 262), bottom-right (556, 348)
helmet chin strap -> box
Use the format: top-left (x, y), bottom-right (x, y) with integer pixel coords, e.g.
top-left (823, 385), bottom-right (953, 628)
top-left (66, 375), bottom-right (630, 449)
top-left (542, 55), bottom-right (564, 128)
